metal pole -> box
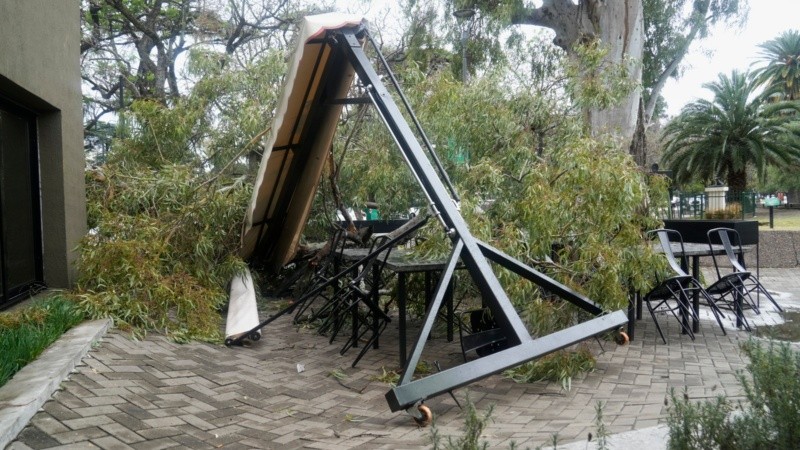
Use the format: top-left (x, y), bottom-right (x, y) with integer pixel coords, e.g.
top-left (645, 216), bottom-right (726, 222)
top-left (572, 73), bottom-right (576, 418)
top-left (461, 28), bottom-right (468, 83)
top-left (453, 8), bottom-right (475, 84)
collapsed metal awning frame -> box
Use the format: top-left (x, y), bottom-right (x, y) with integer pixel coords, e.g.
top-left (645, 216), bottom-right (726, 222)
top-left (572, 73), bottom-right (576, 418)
top-left (317, 26), bottom-right (628, 414)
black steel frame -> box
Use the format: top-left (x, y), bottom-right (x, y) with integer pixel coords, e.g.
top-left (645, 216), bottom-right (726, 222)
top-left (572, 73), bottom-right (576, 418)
top-left (323, 27), bottom-right (627, 413)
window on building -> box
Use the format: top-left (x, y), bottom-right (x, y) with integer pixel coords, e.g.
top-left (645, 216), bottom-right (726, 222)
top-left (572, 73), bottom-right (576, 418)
top-left (0, 99), bottom-right (44, 308)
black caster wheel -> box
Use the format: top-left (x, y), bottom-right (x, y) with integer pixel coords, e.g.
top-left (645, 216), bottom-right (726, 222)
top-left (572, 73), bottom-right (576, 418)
top-left (249, 332), bottom-right (261, 342)
top-left (224, 338), bottom-right (235, 347)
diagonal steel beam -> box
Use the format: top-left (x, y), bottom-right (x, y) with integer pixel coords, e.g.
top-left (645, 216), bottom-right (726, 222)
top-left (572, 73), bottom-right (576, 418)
top-left (386, 310), bottom-right (628, 411)
top-left (398, 239), bottom-right (463, 386)
top-left (337, 29), bottom-right (532, 345)
top-left (478, 241), bottom-right (605, 316)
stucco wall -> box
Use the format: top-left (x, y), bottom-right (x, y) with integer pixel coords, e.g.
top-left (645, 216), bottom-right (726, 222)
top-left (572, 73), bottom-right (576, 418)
top-left (0, 0), bottom-right (85, 287)
top-left (758, 231), bottom-right (800, 268)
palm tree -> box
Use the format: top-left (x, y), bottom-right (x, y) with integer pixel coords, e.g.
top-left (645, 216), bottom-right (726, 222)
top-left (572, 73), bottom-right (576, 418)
top-left (661, 70), bottom-right (800, 192)
top-left (753, 30), bottom-right (800, 101)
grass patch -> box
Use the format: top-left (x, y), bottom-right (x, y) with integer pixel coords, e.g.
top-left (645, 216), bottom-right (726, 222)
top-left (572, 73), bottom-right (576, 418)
top-left (756, 206), bottom-right (800, 230)
top-left (0, 296), bottom-right (85, 388)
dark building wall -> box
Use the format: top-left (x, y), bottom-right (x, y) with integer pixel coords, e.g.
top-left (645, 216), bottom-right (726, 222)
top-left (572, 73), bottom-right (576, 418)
top-left (0, 0), bottom-right (85, 288)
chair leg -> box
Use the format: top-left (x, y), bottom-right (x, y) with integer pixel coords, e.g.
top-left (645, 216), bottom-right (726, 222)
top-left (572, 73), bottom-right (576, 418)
top-left (695, 285), bottom-right (727, 336)
top-left (670, 286), bottom-right (695, 340)
top-left (350, 319), bottom-right (389, 368)
top-left (645, 300), bottom-right (668, 345)
top-left (751, 280), bottom-right (783, 312)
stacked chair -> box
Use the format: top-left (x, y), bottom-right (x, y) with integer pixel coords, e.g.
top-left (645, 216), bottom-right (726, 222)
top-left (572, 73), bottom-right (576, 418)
top-left (310, 216), bottom-right (428, 367)
top-left (292, 228), bottom-right (349, 324)
top-left (705, 227), bottom-right (783, 330)
top-left (644, 229), bottom-right (728, 343)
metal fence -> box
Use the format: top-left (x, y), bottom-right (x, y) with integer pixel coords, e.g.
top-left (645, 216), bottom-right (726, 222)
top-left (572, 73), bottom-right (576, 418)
top-left (671, 192), bottom-right (707, 219)
top-left (666, 190), bottom-right (757, 219)
top-left (727, 190), bottom-right (758, 218)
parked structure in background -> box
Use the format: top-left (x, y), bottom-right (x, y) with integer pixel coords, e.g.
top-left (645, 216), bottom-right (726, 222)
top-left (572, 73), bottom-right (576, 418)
top-left (0, 1), bottom-right (85, 309)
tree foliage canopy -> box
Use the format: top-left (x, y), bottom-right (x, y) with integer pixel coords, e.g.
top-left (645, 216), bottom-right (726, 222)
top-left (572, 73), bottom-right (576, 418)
top-left (661, 71), bottom-right (800, 191)
top-left (77, 2), bottom-right (676, 346)
top-left (642, 0), bottom-right (748, 121)
top-left (754, 29), bottom-right (800, 101)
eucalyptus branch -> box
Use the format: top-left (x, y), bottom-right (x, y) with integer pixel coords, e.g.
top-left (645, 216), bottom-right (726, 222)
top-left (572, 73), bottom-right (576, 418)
top-left (196, 125), bottom-right (272, 191)
top-left (335, 104), bottom-right (369, 180)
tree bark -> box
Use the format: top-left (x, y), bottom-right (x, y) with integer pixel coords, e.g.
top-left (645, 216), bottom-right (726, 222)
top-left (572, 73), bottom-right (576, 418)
top-left (629, 98), bottom-right (647, 167)
top-left (727, 169), bottom-right (747, 193)
top-left (512, 0), bottom-right (644, 146)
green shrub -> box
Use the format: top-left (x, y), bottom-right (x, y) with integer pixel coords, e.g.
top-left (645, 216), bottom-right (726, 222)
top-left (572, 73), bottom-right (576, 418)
top-left (77, 164), bottom-right (250, 342)
top-left (430, 395), bottom-right (494, 450)
top-left (666, 339), bottom-right (800, 449)
top-left (0, 296), bottom-right (84, 387)
top-left (705, 203), bottom-right (742, 219)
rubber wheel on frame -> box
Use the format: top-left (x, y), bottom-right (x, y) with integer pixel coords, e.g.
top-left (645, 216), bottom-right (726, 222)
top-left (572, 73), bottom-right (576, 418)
top-left (614, 330), bottom-right (630, 345)
top-left (413, 404), bottom-right (433, 427)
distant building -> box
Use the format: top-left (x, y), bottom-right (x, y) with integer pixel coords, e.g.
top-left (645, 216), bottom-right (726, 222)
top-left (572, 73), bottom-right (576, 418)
top-left (0, 1), bottom-right (85, 308)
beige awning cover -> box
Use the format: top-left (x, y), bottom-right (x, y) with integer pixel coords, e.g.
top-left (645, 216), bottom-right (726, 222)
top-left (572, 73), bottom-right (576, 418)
top-left (240, 13), bottom-right (365, 269)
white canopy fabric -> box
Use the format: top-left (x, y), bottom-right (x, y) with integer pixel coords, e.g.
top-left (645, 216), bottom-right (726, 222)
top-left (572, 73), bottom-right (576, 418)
top-left (240, 13), bottom-right (365, 269)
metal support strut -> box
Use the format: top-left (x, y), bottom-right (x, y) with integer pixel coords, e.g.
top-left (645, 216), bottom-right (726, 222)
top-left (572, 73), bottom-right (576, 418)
top-left (329, 26), bottom-right (627, 412)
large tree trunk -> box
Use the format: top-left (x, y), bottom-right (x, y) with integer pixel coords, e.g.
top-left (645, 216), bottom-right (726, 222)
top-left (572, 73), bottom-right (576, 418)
top-left (512, 0), bottom-right (644, 150)
top-left (727, 169), bottom-right (747, 194)
top-left (629, 98), bottom-right (647, 167)
top-left (586, 1), bottom-right (644, 143)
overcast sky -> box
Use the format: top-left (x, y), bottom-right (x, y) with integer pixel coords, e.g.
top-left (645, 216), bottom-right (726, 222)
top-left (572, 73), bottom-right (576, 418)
top-left (661, 0), bottom-right (800, 117)
top-left (352, 1), bottom-right (800, 118)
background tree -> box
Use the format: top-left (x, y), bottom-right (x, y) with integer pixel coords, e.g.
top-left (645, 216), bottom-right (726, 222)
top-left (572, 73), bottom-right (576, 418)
top-left (642, 0), bottom-right (747, 122)
top-left (80, 0), bottom-right (300, 142)
top-left (662, 71), bottom-right (800, 192)
top-left (753, 29), bottom-right (800, 101)
top-left (433, 0), bottom-right (747, 170)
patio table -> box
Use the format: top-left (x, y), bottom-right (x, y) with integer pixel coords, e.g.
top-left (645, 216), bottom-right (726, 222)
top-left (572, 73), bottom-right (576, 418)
top-left (340, 247), bottom-right (459, 368)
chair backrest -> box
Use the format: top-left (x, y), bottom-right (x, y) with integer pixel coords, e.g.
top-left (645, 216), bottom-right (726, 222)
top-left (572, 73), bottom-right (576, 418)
top-left (648, 228), bottom-right (688, 277)
top-left (349, 215), bottom-right (429, 289)
top-left (706, 227), bottom-right (747, 276)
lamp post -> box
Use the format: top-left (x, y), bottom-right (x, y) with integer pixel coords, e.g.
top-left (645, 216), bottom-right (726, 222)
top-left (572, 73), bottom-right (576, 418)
top-left (453, 8), bottom-right (475, 83)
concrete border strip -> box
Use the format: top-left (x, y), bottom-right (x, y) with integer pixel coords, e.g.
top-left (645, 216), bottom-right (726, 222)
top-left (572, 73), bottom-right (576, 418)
top-left (0, 318), bottom-right (112, 449)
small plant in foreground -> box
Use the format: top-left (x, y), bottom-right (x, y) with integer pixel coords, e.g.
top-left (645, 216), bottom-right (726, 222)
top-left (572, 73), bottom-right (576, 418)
top-left (592, 401), bottom-right (610, 450)
top-left (0, 296), bottom-right (84, 387)
top-left (370, 366), bottom-right (400, 386)
top-left (427, 396), bottom-right (619, 449)
top-left (666, 339), bottom-right (800, 449)
top-left (430, 395), bottom-right (494, 450)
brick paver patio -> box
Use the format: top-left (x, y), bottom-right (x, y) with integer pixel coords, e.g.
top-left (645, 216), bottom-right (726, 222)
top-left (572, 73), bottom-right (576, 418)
top-left (9, 267), bottom-right (799, 449)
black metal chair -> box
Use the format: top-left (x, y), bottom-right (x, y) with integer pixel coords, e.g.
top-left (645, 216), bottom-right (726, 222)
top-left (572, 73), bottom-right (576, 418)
top-left (323, 216), bottom-right (429, 367)
top-left (706, 227), bottom-right (783, 319)
top-left (331, 234), bottom-right (395, 363)
top-left (645, 229), bottom-right (727, 344)
top-left (292, 227), bottom-right (350, 324)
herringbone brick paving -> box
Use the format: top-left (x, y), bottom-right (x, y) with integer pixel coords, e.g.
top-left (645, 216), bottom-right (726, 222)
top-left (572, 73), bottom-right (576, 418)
top-left (9, 313), bottom-right (757, 449)
top-left (12, 267), bottom-right (799, 449)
